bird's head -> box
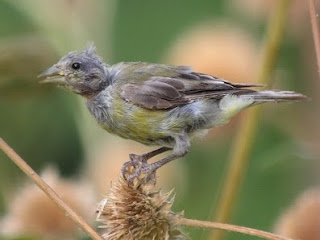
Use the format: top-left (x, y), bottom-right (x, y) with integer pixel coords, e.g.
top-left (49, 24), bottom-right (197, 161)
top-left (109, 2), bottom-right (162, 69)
top-left (38, 43), bottom-right (109, 97)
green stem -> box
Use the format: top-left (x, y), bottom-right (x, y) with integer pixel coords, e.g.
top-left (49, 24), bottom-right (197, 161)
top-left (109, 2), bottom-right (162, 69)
top-left (210, 0), bottom-right (292, 239)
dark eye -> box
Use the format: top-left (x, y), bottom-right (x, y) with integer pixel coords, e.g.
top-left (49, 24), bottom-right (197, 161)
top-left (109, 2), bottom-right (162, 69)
top-left (71, 62), bottom-right (81, 70)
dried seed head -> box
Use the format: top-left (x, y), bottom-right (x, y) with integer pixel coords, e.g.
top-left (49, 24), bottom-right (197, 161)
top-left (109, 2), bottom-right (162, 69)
top-left (274, 188), bottom-right (320, 240)
top-left (96, 172), bottom-right (185, 240)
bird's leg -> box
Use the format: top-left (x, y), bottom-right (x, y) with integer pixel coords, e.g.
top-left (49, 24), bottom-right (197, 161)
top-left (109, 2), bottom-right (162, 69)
top-left (122, 147), bottom-right (171, 180)
top-left (147, 150), bottom-right (188, 173)
top-left (126, 150), bottom-right (188, 183)
top-left (124, 134), bottom-right (190, 182)
top-left (129, 147), bottom-right (171, 163)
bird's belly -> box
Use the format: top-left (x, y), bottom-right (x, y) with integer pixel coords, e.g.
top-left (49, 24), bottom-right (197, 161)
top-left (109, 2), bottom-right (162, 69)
top-left (99, 102), bottom-right (175, 146)
top-left (103, 100), bottom-right (222, 145)
top-left (99, 121), bottom-right (174, 146)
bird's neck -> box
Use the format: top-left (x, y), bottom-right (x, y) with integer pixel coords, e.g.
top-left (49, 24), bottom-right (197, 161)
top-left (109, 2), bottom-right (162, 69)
top-left (85, 87), bottom-right (113, 123)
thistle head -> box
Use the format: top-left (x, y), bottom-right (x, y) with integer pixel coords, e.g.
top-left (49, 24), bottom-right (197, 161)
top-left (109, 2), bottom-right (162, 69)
top-left (96, 171), bottom-right (185, 240)
top-left (38, 43), bottom-right (108, 96)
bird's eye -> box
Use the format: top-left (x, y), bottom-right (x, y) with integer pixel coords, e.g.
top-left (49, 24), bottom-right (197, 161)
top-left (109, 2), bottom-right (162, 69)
top-left (71, 62), bottom-right (81, 70)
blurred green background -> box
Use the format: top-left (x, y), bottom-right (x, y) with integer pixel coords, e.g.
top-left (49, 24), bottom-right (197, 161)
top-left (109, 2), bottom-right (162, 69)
top-left (0, 0), bottom-right (318, 239)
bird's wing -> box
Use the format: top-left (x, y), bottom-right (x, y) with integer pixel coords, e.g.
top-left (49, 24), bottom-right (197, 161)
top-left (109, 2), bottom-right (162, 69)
top-left (119, 65), bottom-right (260, 110)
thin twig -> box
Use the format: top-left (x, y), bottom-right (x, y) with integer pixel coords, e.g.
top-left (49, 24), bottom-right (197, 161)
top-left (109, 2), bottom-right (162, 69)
top-left (0, 137), bottom-right (104, 240)
top-left (210, 0), bottom-right (292, 240)
top-left (179, 218), bottom-right (294, 240)
top-left (309, 0), bottom-right (320, 78)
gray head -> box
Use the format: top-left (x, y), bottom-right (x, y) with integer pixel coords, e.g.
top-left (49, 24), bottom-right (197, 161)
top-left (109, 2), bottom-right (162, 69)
top-left (39, 43), bottom-right (109, 97)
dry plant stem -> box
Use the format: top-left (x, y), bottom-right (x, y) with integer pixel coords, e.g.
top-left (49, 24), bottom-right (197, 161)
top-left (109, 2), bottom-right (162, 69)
top-left (179, 218), bottom-right (293, 240)
top-left (309, 0), bottom-right (320, 78)
top-left (0, 137), bottom-right (104, 240)
top-left (211, 0), bottom-right (292, 240)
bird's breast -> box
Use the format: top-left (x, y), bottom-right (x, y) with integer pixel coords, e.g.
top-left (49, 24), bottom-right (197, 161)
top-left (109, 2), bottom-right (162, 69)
top-left (86, 89), bottom-right (172, 146)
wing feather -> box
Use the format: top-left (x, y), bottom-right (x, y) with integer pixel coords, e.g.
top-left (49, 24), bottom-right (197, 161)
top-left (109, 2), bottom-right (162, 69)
top-left (119, 64), bottom-right (259, 110)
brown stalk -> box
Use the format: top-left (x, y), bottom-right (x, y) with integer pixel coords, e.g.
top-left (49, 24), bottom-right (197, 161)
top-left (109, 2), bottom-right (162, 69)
top-left (179, 218), bottom-right (294, 240)
top-left (309, 0), bottom-right (320, 78)
top-left (0, 137), bottom-right (104, 240)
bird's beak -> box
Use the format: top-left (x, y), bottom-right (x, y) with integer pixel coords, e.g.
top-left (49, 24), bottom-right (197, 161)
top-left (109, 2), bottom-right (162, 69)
top-left (38, 65), bottom-right (66, 85)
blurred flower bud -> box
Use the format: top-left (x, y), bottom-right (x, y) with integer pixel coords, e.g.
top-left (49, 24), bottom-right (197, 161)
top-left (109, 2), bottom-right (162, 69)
top-left (0, 167), bottom-right (96, 239)
top-left (274, 188), bottom-right (320, 240)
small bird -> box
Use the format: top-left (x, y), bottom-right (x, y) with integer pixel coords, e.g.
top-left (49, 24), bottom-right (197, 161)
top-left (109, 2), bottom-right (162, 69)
top-left (39, 44), bottom-right (306, 180)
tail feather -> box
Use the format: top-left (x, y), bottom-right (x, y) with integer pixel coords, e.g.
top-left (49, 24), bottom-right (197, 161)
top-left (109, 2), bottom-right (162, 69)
top-left (217, 90), bottom-right (307, 124)
top-left (245, 90), bottom-right (309, 103)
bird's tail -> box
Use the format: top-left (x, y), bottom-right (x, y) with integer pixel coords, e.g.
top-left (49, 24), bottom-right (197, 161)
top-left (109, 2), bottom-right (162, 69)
top-left (216, 90), bottom-right (307, 126)
top-left (244, 90), bottom-right (308, 104)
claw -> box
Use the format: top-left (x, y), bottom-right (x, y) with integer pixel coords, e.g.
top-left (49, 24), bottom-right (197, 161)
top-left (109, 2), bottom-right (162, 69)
top-left (129, 153), bottom-right (147, 162)
top-left (121, 157), bottom-right (156, 184)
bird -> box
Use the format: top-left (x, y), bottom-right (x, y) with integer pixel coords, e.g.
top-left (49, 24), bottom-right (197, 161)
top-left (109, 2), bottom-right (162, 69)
top-left (38, 43), bottom-right (307, 181)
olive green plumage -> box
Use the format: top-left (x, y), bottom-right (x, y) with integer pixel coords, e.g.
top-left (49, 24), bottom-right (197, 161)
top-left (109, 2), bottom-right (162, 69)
top-left (39, 43), bottom-right (307, 178)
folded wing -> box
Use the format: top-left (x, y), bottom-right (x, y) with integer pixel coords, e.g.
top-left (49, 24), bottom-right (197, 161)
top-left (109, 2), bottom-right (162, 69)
top-left (120, 65), bottom-right (260, 110)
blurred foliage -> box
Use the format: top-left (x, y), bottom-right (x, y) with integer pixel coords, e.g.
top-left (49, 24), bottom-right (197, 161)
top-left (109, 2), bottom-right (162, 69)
top-left (0, 0), bottom-right (317, 240)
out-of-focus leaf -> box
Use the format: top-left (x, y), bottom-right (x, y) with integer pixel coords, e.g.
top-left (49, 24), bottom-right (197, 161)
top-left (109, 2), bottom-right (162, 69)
top-left (4, 0), bottom-right (113, 55)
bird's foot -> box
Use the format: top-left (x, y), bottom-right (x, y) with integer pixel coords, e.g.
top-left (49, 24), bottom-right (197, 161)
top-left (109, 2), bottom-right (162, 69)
top-left (121, 154), bottom-right (156, 184)
top-left (129, 153), bottom-right (147, 162)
